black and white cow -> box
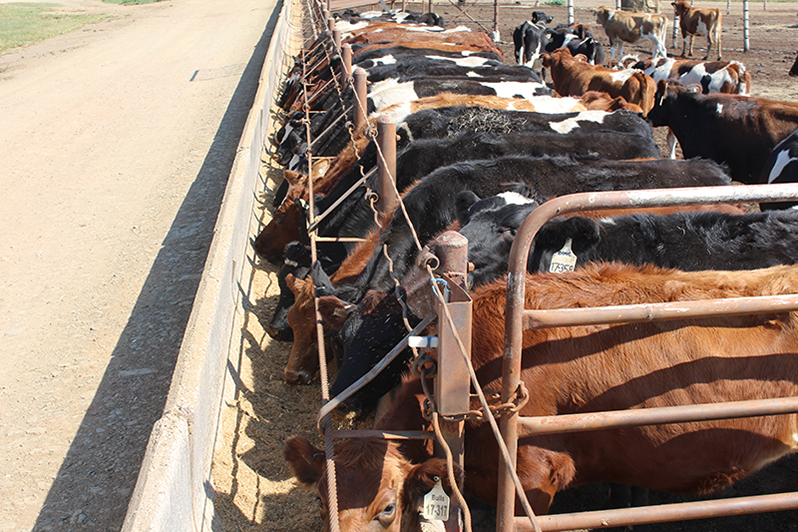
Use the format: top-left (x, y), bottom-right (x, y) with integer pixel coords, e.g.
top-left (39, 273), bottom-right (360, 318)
top-left (760, 127), bottom-right (798, 210)
top-left (513, 20), bottom-right (550, 74)
top-left (545, 27), bottom-right (605, 66)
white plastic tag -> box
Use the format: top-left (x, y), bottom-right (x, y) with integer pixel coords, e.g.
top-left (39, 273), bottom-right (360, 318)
top-left (422, 478), bottom-right (450, 521)
top-left (548, 238), bottom-right (577, 273)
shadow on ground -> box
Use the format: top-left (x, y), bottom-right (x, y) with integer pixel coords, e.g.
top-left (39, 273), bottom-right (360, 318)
top-left (32, 5), bottom-right (281, 530)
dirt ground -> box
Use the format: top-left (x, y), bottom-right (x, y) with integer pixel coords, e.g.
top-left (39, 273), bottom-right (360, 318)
top-left (211, 1), bottom-right (798, 531)
top-left (0, 0), bottom-right (278, 530)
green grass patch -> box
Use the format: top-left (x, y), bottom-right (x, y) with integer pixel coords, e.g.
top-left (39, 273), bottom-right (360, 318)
top-left (0, 3), bottom-right (112, 55)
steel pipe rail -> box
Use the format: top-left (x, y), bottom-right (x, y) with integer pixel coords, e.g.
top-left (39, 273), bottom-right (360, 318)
top-left (518, 492), bottom-right (798, 531)
top-left (524, 293), bottom-right (798, 329)
top-left (497, 184), bottom-right (798, 532)
top-left (518, 397), bottom-right (798, 437)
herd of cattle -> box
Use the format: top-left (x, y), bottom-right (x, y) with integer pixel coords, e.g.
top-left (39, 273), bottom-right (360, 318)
top-left (258, 5), bottom-right (798, 530)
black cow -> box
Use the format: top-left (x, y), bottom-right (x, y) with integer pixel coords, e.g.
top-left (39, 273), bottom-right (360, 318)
top-left (456, 197), bottom-right (798, 281)
top-left (647, 80), bottom-right (798, 184)
top-left (398, 107), bottom-right (653, 146)
top-left (759, 127), bottom-right (798, 210)
top-left (317, 156), bottom-right (733, 414)
top-left (350, 155), bottom-right (732, 299)
top-left (790, 52), bottom-right (798, 77)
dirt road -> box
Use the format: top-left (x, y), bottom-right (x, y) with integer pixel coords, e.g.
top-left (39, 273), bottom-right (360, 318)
top-left (0, 0), bottom-right (279, 530)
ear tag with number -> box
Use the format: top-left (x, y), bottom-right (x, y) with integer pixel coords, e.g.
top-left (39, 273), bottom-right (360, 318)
top-left (422, 477), bottom-right (450, 521)
top-left (549, 238), bottom-right (577, 273)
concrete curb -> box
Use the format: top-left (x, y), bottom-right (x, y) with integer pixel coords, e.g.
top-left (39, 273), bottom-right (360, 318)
top-left (120, 0), bottom-right (294, 529)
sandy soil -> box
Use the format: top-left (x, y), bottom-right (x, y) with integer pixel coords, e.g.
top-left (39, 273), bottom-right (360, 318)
top-left (0, 0), bottom-right (278, 530)
top-left (212, 1), bottom-right (798, 531)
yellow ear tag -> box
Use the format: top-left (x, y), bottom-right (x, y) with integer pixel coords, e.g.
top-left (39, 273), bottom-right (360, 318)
top-left (549, 238), bottom-right (577, 273)
top-left (422, 477), bottom-right (450, 521)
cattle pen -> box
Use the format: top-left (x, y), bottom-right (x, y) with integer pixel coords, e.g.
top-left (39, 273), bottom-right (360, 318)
top-left (120, 0), bottom-right (798, 530)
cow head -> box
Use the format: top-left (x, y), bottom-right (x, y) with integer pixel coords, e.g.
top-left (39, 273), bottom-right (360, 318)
top-left (283, 261), bottom-right (356, 384)
top-left (318, 287), bottom-right (420, 416)
top-left (593, 6), bottom-right (611, 26)
top-left (528, 217), bottom-right (601, 273)
top-left (254, 173), bottom-right (308, 263)
top-left (671, 0), bottom-right (691, 17)
top-left (284, 436), bottom-right (460, 532)
top-left (531, 11), bottom-right (554, 25)
top-left (648, 80), bottom-right (699, 126)
top-left (268, 241), bottom-right (312, 341)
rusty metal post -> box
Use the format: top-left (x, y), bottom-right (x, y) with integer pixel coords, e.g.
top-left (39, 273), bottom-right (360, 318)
top-left (341, 44), bottom-right (352, 87)
top-left (376, 115), bottom-right (397, 217)
top-left (352, 67), bottom-right (367, 129)
top-left (433, 232), bottom-right (471, 532)
top-left (328, 17), bottom-right (335, 39)
top-left (333, 29), bottom-right (341, 51)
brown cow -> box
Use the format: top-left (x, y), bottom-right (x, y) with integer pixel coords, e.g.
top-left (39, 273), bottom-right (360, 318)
top-left (286, 262), bottom-right (798, 529)
top-left (593, 6), bottom-right (668, 60)
top-left (542, 48), bottom-right (656, 114)
top-left (672, 0), bottom-right (722, 61)
top-left (283, 228), bottom-right (383, 384)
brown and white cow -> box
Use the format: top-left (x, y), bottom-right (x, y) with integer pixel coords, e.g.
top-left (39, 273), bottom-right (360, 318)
top-left (593, 6), bottom-right (668, 61)
top-left (672, 0), bottom-right (722, 61)
top-left (285, 262), bottom-right (798, 529)
top-left (632, 56), bottom-right (749, 94)
top-left (542, 47), bottom-right (655, 114)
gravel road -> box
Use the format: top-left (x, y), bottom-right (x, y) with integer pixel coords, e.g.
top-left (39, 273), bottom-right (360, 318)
top-left (0, 0), bottom-right (279, 530)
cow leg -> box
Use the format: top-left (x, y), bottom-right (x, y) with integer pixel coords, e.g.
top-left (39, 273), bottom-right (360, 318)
top-left (688, 34), bottom-right (694, 57)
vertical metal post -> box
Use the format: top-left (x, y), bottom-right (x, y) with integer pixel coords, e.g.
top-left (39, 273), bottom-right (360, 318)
top-left (493, 0), bottom-right (500, 42)
top-left (727, 0), bottom-right (731, 15)
top-left (333, 29), bottom-right (341, 51)
top-left (353, 67), bottom-right (368, 129)
top-left (567, 0), bottom-right (574, 25)
top-left (341, 43), bottom-right (352, 88)
top-left (616, 0), bottom-right (621, 10)
top-left (743, 0), bottom-right (750, 51)
top-left (328, 17), bottom-right (335, 38)
top-left (672, 14), bottom-right (679, 49)
top-left (376, 115), bottom-right (397, 216)
top-left (433, 232), bottom-right (471, 532)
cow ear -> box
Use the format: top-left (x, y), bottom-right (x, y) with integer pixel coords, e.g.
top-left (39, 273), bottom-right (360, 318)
top-left (655, 79), bottom-right (669, 105)
top-left (284, 169), bottom-right (307, 188)
top-left (310, 260), bottom-right (335, 296)
top-left (562, 217), bottom-right (601, 254)
top-left (456, 190), bottom-right (481, 225)
top-left (317, 296), bottom-right (356, 331)
top-left (283, 436), bottom-right (325, 488)
top-left (285, 273), bottom-right (306, 298)
top-left (400, 458), bottom-right (463, 512)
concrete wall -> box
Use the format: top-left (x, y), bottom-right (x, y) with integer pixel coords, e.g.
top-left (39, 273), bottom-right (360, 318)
top-left (121, 0), bottom-right (296, 529)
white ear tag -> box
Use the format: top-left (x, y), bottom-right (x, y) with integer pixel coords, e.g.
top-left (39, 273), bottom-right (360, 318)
top-left (422, 477), bottom-right (450, 521)
top-left (549, 238), bottom-right (577, 273)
